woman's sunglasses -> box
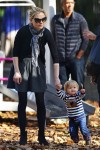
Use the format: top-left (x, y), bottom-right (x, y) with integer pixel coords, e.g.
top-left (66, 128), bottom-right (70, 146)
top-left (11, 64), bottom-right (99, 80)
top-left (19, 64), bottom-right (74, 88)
top-left (34, 17), bottom-right (47, 23)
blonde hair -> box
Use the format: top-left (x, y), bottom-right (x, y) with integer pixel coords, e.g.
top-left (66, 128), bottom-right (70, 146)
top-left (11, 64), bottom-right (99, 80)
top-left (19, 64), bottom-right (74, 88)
top-left (29, 7), bottom-right (47, 21)
top-left (64, 80), bottom-right (79, 92)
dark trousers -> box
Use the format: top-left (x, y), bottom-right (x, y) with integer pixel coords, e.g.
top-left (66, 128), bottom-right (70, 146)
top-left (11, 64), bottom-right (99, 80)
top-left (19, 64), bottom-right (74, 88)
top-left (69, 116), bottom-right (91, 142)
top-left (18, 92), bottom-right (46, 137)
top-left (97, 74), bottom-right (100, 107)
top-left (59, 57), bottom-right (85, 88)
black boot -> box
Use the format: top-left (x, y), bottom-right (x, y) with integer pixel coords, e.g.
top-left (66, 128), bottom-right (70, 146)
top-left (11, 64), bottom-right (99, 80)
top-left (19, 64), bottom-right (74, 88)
top-left (38, 136), bottom-right (49, 146)
top-left (19, 131), bottom-right (27, 145)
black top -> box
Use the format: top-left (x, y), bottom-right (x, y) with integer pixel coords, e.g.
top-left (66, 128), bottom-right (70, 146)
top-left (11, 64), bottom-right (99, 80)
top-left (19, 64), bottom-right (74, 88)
top-left (13, 24), bottom-right (59, 64)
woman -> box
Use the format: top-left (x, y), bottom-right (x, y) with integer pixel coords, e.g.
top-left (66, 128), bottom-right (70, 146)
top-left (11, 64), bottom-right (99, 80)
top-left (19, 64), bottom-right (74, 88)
top-left (7, 7), bottom-right (60, 145)
top-left (83, 26), bottom-right (100, 107)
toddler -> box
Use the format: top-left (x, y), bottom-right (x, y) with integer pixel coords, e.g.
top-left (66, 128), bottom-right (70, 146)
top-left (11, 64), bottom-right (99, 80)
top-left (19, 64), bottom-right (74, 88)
top-left (56, 80), bottom-right (91, 145)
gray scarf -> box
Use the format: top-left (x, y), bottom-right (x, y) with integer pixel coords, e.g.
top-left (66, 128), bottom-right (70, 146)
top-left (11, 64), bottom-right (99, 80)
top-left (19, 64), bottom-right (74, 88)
top-left (29, 23), bottom-right (44, 67)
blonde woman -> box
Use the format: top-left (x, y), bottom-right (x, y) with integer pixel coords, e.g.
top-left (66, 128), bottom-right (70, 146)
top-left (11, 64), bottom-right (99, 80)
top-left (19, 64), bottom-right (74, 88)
top-left (7, 7), bottom-right (60, 146)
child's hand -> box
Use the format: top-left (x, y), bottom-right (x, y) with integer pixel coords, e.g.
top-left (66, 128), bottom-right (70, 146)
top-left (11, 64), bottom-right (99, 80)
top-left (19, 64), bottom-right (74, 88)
top-left (80, 88), bottom-right (85, 94)
top-left (56, 83), bottom-right (62, 90)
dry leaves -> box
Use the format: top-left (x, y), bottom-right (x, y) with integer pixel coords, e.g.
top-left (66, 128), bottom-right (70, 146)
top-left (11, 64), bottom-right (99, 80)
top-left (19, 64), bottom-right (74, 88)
top-left (0, 100), bottom-right (100, 150)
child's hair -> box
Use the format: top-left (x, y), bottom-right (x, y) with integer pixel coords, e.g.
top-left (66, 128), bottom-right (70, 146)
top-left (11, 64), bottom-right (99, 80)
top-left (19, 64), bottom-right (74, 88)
top-left (64, 80), bottom-right (79, 92)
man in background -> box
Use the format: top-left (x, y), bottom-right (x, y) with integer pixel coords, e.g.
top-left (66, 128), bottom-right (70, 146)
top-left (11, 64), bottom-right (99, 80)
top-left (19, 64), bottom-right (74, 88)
top-left (52, 0), bottom-right (89, 88)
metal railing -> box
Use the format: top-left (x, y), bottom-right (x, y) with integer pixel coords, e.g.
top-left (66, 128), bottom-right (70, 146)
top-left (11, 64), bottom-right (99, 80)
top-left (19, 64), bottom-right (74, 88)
top-left (0, 0), bottom-right (36, 7)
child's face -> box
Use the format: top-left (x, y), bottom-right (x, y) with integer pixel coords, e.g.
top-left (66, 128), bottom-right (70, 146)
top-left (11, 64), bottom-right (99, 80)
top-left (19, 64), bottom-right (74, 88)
top-left (66, 83), bottom-right (78, 95)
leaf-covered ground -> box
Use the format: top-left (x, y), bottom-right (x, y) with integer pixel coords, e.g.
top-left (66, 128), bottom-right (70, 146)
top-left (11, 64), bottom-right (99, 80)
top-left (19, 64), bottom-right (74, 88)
top-left (0, 100), bottom-right (100, 150)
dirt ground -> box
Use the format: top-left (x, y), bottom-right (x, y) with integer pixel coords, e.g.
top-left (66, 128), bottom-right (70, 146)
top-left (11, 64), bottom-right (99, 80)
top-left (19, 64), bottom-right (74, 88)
top-left (0, 100), bottom-right (100, 150)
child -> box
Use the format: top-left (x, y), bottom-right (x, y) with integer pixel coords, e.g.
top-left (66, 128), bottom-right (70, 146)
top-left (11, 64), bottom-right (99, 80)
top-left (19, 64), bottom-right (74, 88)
top-left (56, 80), bottom-right (91, 145)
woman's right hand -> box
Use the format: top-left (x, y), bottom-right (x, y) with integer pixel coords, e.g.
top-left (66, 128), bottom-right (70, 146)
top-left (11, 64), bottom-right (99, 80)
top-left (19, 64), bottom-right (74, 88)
top-left (13, 72), bottom-right (22, 84)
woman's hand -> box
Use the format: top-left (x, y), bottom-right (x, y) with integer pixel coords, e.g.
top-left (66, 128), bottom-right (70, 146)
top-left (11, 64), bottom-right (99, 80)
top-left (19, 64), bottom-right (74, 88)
top-left (13, 72), bottom-right (22, 84)
top-left (54, 77), bottom-right (62, 90)
top-left (56, 83), bottom-right (62, 90)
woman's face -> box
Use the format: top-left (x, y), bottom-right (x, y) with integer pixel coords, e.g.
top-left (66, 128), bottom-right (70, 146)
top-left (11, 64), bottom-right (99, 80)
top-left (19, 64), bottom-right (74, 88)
top-left (31, 12), bottom-right (47, 30)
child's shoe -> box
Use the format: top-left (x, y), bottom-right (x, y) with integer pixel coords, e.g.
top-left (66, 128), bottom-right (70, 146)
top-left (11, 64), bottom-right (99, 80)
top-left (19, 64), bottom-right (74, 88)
top-left (73, 139), bottom-right (79, 144)
top-left (86, 140), bottom-right (91, 145)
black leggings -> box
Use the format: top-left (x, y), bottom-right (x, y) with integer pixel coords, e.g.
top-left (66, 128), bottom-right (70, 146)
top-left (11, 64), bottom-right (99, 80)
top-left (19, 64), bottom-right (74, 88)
top-left (18, 92), bottom-right (46, 137)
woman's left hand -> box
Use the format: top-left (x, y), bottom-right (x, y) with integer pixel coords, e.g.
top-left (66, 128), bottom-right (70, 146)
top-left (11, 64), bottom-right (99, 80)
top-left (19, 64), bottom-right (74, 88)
top-left (56, 83), bottom-right (62, 90)
top-left (54, 77), bottom-right (62, 89)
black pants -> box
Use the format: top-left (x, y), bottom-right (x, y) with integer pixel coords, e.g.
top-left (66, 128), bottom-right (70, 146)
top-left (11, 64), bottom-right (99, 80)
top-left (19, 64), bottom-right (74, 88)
top-left (18, 92), bottom-right (46, 137)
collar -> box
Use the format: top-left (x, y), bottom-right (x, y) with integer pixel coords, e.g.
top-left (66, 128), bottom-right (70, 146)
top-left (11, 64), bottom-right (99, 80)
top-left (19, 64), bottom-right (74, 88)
top-left (58, 11), bottom-right (77, 22)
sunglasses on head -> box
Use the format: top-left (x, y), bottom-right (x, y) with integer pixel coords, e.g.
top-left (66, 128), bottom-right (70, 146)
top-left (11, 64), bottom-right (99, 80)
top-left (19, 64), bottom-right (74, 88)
top-left (34, 17), bottom-right (47, 23)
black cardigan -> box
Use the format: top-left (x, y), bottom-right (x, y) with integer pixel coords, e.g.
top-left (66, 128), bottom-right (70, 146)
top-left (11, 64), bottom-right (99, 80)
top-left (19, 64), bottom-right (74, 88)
top-left (13, 25), bottom-right (59, 64)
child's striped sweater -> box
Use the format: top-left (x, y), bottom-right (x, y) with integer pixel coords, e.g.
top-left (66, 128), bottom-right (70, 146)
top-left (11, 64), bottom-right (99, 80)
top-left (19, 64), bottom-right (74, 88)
top-left (56, 90), bottom-right (85, 118)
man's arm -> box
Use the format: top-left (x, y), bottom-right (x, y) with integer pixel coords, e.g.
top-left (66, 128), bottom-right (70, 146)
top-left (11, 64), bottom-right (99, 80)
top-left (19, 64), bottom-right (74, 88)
top-left (76, 17), bottom-right (89, 59)
top-left (83, 30), bottom-right (97, 41)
